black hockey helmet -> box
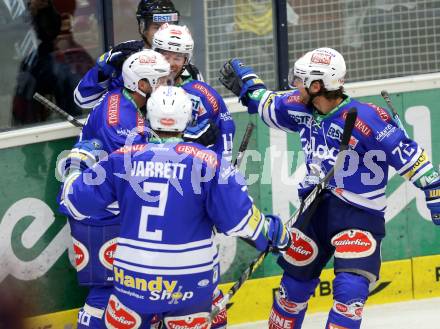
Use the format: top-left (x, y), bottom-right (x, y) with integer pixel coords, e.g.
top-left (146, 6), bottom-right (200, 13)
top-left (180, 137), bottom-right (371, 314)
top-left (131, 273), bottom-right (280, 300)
top-left (136, 0), bottom-right (179, 26)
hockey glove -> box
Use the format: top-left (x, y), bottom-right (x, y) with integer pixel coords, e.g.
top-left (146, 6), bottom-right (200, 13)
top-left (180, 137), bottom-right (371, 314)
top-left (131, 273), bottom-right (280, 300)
top-left (218, 58), bottom-right (266, 106)
top-left (422, 179), bottom-right (440, 225)
top-left (265, 215), bottom-right (291, 251)
top-left (60, 139), bottom-right (103, 179)
top-left (97, 40), bottom-right (144, 79)
top-left (183, 119), bottom-right (220, 147)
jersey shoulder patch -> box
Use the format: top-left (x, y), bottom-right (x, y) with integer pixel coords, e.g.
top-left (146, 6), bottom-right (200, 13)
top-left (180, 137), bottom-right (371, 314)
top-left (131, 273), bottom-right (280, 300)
top-left (365, 102), bottom-right (392, 122)
top-left (189, 82), bottom-right (220, 114)
top-left (175, 143), bottom-right (218, 168)
top-left (114, 144), bottom-right (147, 154)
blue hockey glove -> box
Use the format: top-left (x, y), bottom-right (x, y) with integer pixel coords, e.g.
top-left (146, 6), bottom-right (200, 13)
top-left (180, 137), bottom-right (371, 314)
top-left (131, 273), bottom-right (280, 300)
top-left (423, 179), bottom-right (440, 225)
top-left (218, 58), bottom-right (266, 106)
top-left (183, 119), bottom-right (220, 147)
top-left (265, 215), bottom-right (291, 251)
top-left (97, 40), bottom-right (144, 78)
top-left (60, 139), bottom-right (103, 179)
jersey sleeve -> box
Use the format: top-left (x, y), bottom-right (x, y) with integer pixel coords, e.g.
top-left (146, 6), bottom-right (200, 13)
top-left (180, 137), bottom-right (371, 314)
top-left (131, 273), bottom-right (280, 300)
top-left (205, 165), bottom-right (266, 243)
top-left (251, 90), bottom-right (306, 133)
top-left (188, 81), bottom-right (236, 160)
top-left (61, 157), bottom-right (117, 220)
top-left (74, 65), bottom-right (111, 109)
top-left (361, 103), bottom-right (438, 188)
top-left (215, 97), bottom-right (235, 161)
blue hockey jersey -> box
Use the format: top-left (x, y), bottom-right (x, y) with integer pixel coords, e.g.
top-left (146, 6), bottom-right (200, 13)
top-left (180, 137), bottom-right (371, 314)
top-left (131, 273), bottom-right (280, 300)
top-left (62, 141), bottom-right (267, 313)
top-left (80, 87), bottom-right (148, 154)
top-left (74, 65), bottom-right (235, 158)
top-left (253, 89), bottom-right (437, 216)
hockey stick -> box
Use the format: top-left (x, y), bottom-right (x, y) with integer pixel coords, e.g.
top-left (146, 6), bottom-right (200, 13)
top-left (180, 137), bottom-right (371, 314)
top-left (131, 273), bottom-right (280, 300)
top-left (380, 90), bottom-right (409, 138)
top-left (233, 121), bottom-right (255, 168)
top-left (210, 108), bottom-right (358, 321)
top-left (33, 92), bottom-right (84, 128)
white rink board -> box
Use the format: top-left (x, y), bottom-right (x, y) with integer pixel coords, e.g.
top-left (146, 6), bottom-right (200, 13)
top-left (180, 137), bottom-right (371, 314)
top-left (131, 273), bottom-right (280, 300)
top-left (230, 297), bottom-right (440, 329)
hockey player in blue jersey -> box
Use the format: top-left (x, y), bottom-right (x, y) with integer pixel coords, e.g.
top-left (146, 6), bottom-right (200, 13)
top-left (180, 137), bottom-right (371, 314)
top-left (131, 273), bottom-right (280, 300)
top-left (73, 0), bottom-right (180, 109)
top-left (151, 23), bottom-right (235, 161)
top-left (219, 48), bottom-right (440, 329)
top-left (60, 85), bottom-right (290, 329)
top-left (74, 17), bottom-right (233, 159)
top-left (60, 49), bottom-right (170, 329)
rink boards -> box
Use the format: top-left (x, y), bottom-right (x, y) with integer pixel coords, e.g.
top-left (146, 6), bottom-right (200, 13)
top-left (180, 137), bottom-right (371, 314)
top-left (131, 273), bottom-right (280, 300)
top-left (25, 254), bottom-right (440, 327)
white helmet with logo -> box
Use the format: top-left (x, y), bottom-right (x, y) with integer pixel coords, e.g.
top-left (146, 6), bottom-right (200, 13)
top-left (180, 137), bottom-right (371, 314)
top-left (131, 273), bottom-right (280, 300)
top-left (152, 23), bottom-right (194, 62)
top-left (122, 49), bottom-right (170, 97)
top-left (289, 47), bottom-right (346, 91)
top-left (147, 86), bottom-right (193, 132)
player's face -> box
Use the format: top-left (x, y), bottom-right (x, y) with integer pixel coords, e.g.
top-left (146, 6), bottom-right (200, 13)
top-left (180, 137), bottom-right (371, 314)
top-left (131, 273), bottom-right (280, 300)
top-left (143, 22), bottom-right (163, 47)
top-left (160, 50), bottom-right (187, 80)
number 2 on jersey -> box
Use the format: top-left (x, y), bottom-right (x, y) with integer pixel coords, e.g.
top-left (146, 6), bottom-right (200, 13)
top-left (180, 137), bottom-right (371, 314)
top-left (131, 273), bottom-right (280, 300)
top-left (138, 182), bottom-right (169, 241)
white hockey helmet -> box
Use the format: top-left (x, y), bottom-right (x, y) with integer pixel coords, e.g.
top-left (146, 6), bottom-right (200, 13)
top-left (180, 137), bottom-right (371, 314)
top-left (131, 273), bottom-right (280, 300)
top-left (152, 23), bottom-right (194, 62)
top-left (147, 86), bottom-right (193, 132)
top-left (122, 49), bottom-right (170, 97)
top-left (289, 47), bottom-right (346, 91)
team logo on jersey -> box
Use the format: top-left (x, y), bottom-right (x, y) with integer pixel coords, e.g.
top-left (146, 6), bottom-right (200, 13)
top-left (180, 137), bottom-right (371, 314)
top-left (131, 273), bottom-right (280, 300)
top-left (375, 124), bottom-right (397, 142)
top-left (175, 144), bottom-right (218, 168)
top-left (287, 110), bottom-right (312, 125)
top-left (193, 83), bottom-right (219, 114)
top-left (115, 144), bottom-right (147, 154)
top-left (283, 228), bottom-right (318, 266)
top-left (99, 238), bottom-right (117, 270)
top-left (327, 123), bottom-right (344, 140)
top-left (105, 294), bottom-right (141, 329)
top-left (164, 312), bottom-right (210, 329)
top-left (342, 111), bottom-right (372, 137)
top-left (285, 94), bottom-right (302, 104)
top-left (311, 53), bottom-right (332, 65)
top-left (326, 123), bottom-right (359, 148)
top-left (331, 230), bottom-right (376, 258)
top-left (107, 94), bottom-right (120, 126)
top-left (269, 308), bottom-right (295, 329)
top-left (72, 238), bottom-right (89, 271)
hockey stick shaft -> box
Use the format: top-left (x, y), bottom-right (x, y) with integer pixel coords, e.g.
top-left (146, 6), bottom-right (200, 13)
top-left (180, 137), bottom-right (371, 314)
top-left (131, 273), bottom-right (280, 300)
top-left (210, 108), bottom-right (358, 320)
top-left (380, 90), bottom-right (409, 138)
top-left (233, 121), bottom-right (255, 168)
top-left (33, 93), bottom-right (84, 128)
top-left (293, 107), bottom-right (357, 231)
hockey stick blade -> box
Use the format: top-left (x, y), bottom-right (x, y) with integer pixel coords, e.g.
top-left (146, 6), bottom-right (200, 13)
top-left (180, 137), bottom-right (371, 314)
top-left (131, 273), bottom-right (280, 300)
top-left (210, 108), bottom-right (358, 321)
top-left (33, 93), bottom-right (84, 128)
top-left (380, 90), bottom-right (408, 137)
top-left (233, 122), bottom-right (255, 168)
